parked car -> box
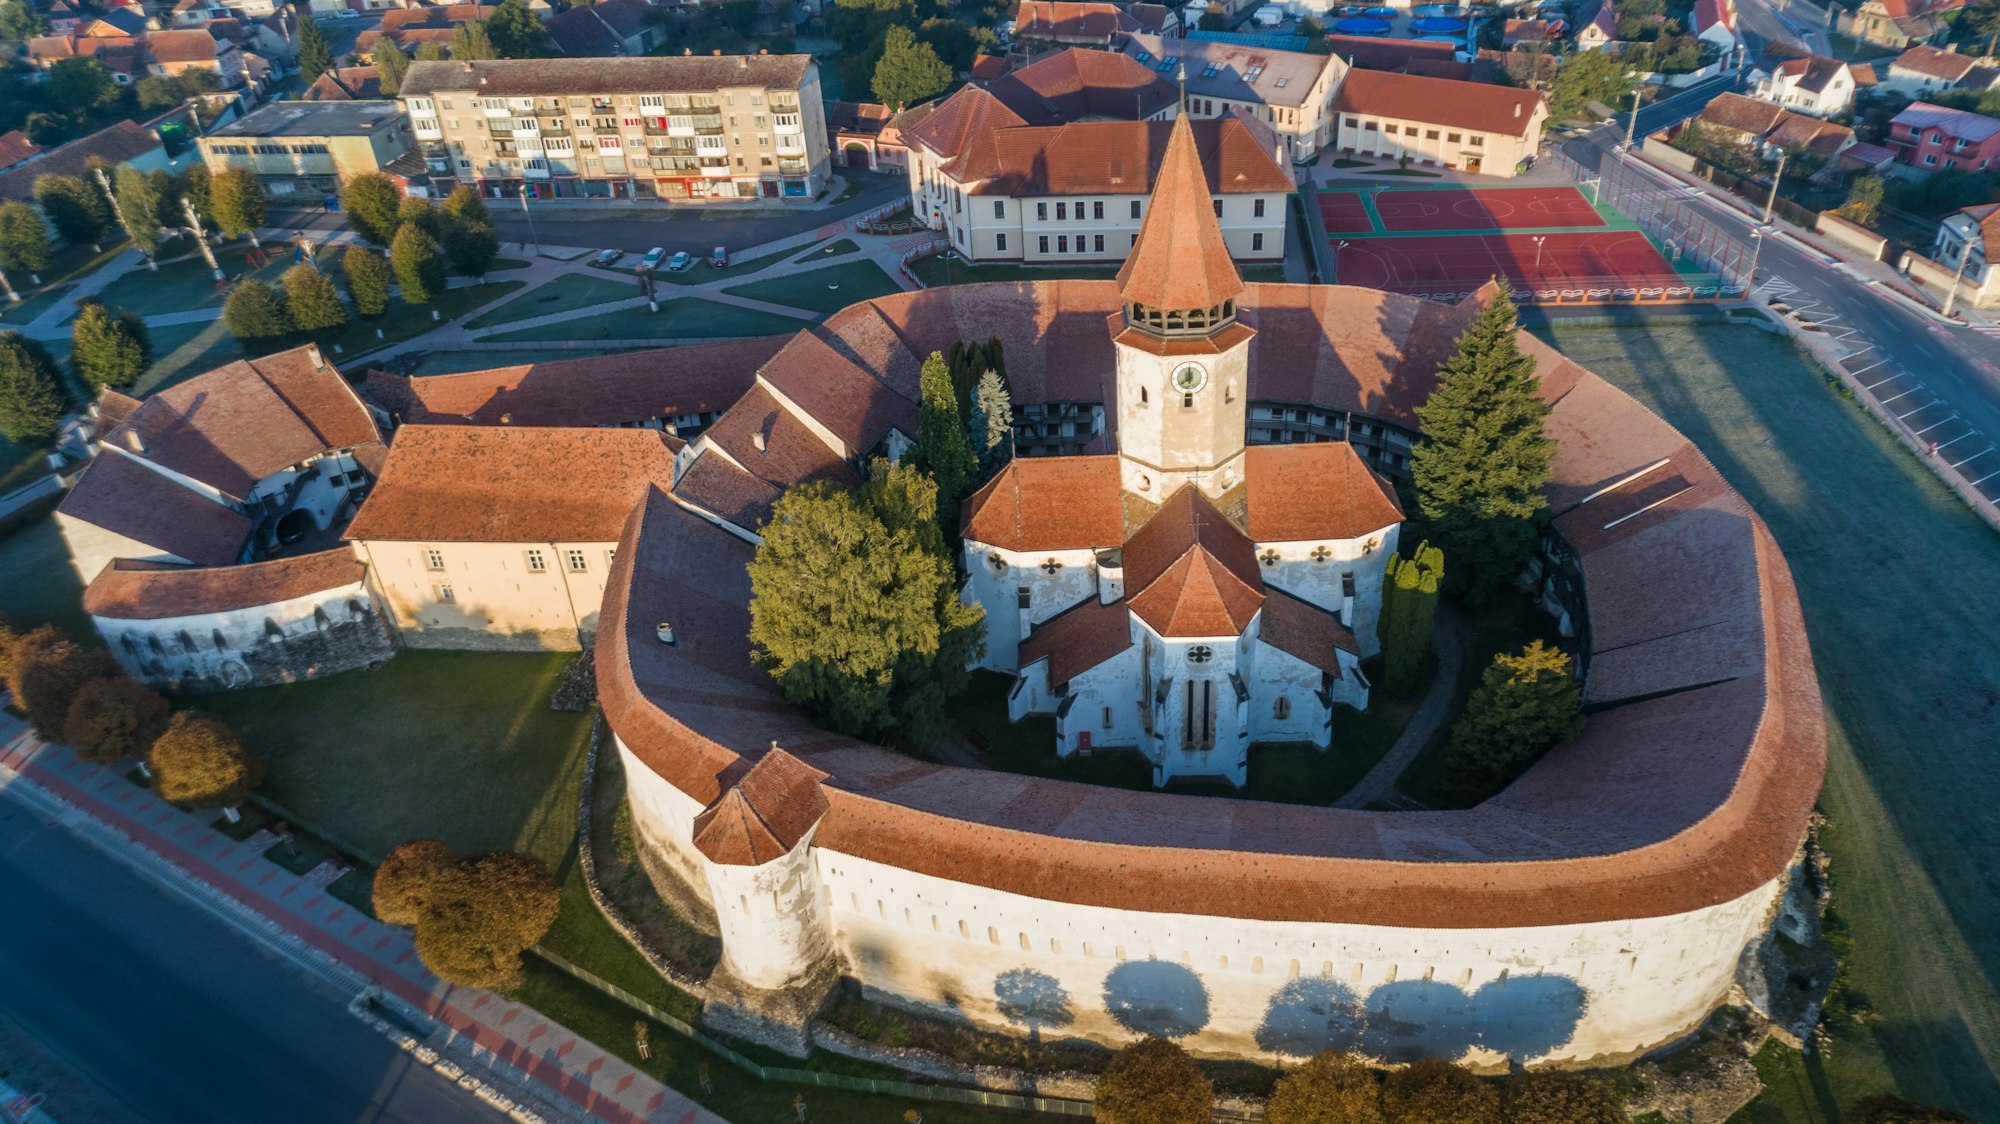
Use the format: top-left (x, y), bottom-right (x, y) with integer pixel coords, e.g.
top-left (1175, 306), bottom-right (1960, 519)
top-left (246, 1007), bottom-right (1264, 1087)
top-left (667, 250), bottom-right (693, 272)
top-left (594, 248), bottom-right (624, 266)
top-left (710, 245), bottom-right (729, 268)
top-left (333, 8), bottom-right (359, 17)
top-left (640, 246), bottom-right (666, 270)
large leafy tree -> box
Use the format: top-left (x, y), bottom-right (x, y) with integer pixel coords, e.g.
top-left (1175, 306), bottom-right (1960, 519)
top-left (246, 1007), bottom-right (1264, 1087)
top-left (1379, 1058), bottom-right (1497, 1124)
top-left (390, 223), bottom-right (446, 304)
top-left (372, 40), bottom-right (410, 95)
top-left (1546, 49), bottom-right (1636, 124)
top-left (148, 711), bottom-right (261, 811)
top-left (0, 201), bottom-right (51, 276)
top-left (374, 839), bottom-right (560, 990)
top-left (45, 58), bottom-right (119, 114)
top-left (340, 173), bottom-right (404, 245)
top-left (69, 302), bottom-right (151, 391)
top-left (441, 214), bottom-right (499, 277)
top-left (1408, 290), bottom-right (1555, 603)
top-left (1376, 540), bottom-right (1443, 697)
top-left (747, 459), bottom-right (984, 747)
top-left (112, 163), bottom-right (164, 257)
top-left (911, 350), bottom-right (976, 532)
top-left (1500, 1071), bottom-right (1622, 1124)
top-left (282, 263), bottom-right (349, 334)
top-left (1442, 640), bottom-right (1584, 802)
top-left (34, 174), bottom-right (111, 247)
top-left (297, 20), bottom-right (335, 82)
top-left (485, 0), bottom-right (553, 57)
top-left (373, 838), bottom-right (460, 925)
top-left (395, 194), bottom-right (440, 238)
top-left (210, 166), bottom-right (267, 243)
top-left (342, 244), bottom-right (393, 317)
top-left (178, 161), bottom-right (214, 227)
top-left (66, 675), bottom-right (171, 766)
top-left (10, 626), bottom-right (121, 743)
top-left (0, 0), bottom-right (49, 39)
top-left (871, 25), bottom-right (952, 109)
top-left (440, 184), bottom-right (491, 226)
top-left (449, 18), bottom-right (498, 60)
top-left (968, 367), bottom-right (1012, 477)
top-left (0, 331), bottom-right (66, 443)
top-left (1096, 1038), bottom-right (1213, 1124)
top-left (222, 279), bottom-right (292, 341)
top-left (1267, 1052), bottom-right (1382, 1124)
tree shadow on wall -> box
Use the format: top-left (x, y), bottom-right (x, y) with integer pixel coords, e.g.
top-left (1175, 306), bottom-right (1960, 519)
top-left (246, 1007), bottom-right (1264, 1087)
top-left (1256, 974), bottom-right (1589, 1064)
top-left (1103, 960), bottom-right (1211, 1039)
top-left (995, 967), bottom-right (1076, 1044)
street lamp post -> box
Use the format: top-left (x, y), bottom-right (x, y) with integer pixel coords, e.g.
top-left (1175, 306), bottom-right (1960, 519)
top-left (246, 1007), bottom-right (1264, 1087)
top-left (1626, 88), bottom-right (1642, 150)
top-left (518, 184), bottom-right (540, 257)
top-left (1746, 230), bottom-right (1764, 293)
top-left (1762, 148), bottom-right (1788, 226)
top-left (1943, 226), bottom-right (1979, 318)
top-left (1533, 235), bottom-right (1547, 271)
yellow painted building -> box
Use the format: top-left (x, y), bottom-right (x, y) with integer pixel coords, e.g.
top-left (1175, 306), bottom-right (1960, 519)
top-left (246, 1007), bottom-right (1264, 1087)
top-left (199, 100), bottom-right (418, 198)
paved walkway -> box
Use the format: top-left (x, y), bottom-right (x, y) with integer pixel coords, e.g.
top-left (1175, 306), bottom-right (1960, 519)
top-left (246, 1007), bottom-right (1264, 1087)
top-left (1333, 604), bottom-right (1464, 810)
top-left (0, 713), bottom-right (725, 1124)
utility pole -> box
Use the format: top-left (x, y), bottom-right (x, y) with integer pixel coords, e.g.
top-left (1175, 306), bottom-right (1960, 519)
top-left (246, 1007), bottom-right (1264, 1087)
top-left (182, 195), bottom-right (223, 281)
top-left (1943, 225), bottom-right (1979, 318)
top-left (1626, 87), bottom-right (1642, 149)
top-left (1746, 229), bottom-right (1763, 292)
top-left (1762, 148), bottom-right (1788, 225)
top-left (93, 165), bottom-right (156, 271)
top-left (517, 184), bottom-right (540, 257)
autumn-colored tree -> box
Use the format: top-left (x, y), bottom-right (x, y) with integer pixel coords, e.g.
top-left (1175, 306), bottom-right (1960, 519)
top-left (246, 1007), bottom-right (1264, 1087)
top-left (374, 840), bottom-right (561, 990)
top-left (0, 616), bottom-right (20, 690)
top-left (372, 838), bottom-right (460, 925)
top-left (1096, 1038), bottom-right (1213, 1124)
top-left (1266, 1052), bottom-right (1384, 1124)
top-left (10, 626), bottom-right (121, 743)
top-left (65, 675), bottom-right (171, 765)
top-left (1380, 1058), bottom-right (1499, 1124)
top-left (147, 711), bottom-right (261, 810)
top-left (1499, 1071), bottom-right (1620, 1124)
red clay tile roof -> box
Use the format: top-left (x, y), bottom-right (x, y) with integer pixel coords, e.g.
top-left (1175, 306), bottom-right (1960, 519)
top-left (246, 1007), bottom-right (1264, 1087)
top-left (146, 27), bottom-right (225, 62)
top-left (983, 47), bottom-right (1176, 125)
top-left (104, 345), bottom-right (377, 500)
top-left (1257, 585), bottom-right (1355, 676)
top-left (1242, 443), bottom-right (1402, 542)
top-left (693, 748), bottom-right (830, 865)
top-left (0, 130), bottom-right (41, 170)
top-left (969, 53), bottom-right (1010, 80)
top-left (58, 451), bottom-right (251, 566)
top-left (902, 86), bottom-right (1030, 166)
top-left (303, 66), bottom-right (382, 101)
top-left (1324, 34), bottom-right (1459, 72)
top-left (957, 116), bottom-right (1293, 198)
top-left (754, 326), bottom-right (921, 456)
top-left (1013, 0), bottom-right (1136, 40)
top-left (94, 387), bottom-right (142, 431)
top-left (1117, 114), bottom-right (1245, 312)
top-left (1891, 44), bottom-right (1975, 80)
top-left (363, 338), bottom-right (782, 429)
top-left (82, 548), bottom-right (366, 620)
top-left (959, 455), bottom-right (1124, 550)
top-left (1124, 485), bottom-right (1265, 637)
top-left (345, 425), bottom-right (680, 543)
top-left (1694, 0), bottom-right (1735, 33)
top-left (1020, 596), bottom-right (1134, 687)
top-left (0, 120), bottom-right (162, 204)
top-left (1333, 68), bottom-right (1546, 138)
top-left (677, 383), bottom-right (861, 529)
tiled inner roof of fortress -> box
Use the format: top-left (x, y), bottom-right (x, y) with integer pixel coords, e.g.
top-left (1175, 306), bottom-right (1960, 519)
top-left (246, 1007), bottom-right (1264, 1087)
top-left (597, 279), bottom-right (1826, 930)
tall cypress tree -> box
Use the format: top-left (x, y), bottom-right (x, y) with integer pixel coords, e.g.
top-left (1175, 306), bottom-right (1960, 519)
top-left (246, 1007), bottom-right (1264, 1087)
top-left (1377, 540), bottom-right (1443, 697)
top-left (297, 20), bottom-right (334, 82)
top-left (1408, 289), bottom-right (1555, 604)
top-left (69, 303), bottom-right (150, 391)
top-left (912, 350), bottom-right (976, 535)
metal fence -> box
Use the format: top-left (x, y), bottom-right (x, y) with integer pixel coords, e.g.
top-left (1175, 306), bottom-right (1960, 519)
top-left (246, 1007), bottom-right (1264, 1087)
top-left (530, 948), bottom-right (1097, 1117)
top-left (1552, 147), bottom-right (1753, 296)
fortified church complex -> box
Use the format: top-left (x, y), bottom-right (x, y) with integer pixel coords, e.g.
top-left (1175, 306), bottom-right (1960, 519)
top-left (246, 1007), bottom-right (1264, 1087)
top-left (51, 115), bottom-right (1826, 1071)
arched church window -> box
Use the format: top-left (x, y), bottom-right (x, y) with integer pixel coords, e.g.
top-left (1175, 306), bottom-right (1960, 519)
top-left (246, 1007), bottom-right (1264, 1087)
top-left (1258, 549), bottom-right (1280, 568)
top-left (1040, 558), bottom-right (1063, 576)
top-left (1309, 545), bottom-right (1333, 564)
top-left (1187, 645), bottom-right (1214, 665)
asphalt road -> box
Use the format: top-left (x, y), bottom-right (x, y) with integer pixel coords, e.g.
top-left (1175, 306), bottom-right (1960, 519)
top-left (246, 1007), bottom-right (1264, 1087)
top-left (1577, 94), bottom-right (2000, 501)
top-left (0, 787), bottom-right (494, 1124)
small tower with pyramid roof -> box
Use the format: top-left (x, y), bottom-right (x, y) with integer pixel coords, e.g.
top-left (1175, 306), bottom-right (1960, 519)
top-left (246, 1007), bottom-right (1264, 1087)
top-left (1112, 113), bottom-right (1257, 506)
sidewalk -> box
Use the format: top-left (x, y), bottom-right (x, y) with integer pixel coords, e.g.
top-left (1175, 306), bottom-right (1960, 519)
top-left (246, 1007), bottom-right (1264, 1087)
top-left (1333, 604), bottom-right (1463, 810)
top-left (0, 713), bottom-right (725, 1124)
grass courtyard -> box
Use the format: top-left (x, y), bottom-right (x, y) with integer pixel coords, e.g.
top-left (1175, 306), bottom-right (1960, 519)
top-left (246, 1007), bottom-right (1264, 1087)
top-left (1533, 320), bottom-right (2000, 1121)
top-left (466, 274), bottom-right (638, 329)
top-left (483, 298), bottom-right (806, 343)
top-left (723, 261), bottom-right (901, 314)
top-left (85, 241), bottom-right (291, 317)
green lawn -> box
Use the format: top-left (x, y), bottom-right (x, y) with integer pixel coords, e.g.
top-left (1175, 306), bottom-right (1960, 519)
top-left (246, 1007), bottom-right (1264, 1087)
top-left (326, 281), bottom-right (526, 357)
top-left (0, 516), bottom-right (93, 641)
top-left (483, 298), bottom-right (806, 343)
top-left (1393, 598), bottom-right (1564, 809)
top-left (723, 261), bottom-right (901, 314)
top-left (959, 671), bottom-right (1414, 805)
top-left (0, 283), bottom-right (75, 326)
top-left (466, 274), bottom-right (638, 329)
top-left (1532, 321), bottom-right (2000, 1121)
top-left (87, 242), bottom-right (290, 317)
top-left (794, 238), bottom-right (858, 263)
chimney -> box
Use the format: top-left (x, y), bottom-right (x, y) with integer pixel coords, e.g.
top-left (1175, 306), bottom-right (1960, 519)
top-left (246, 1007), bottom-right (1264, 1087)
top-left (684, 46), bottom-right (692, 54)
top-left (713, 48), bottom-right (721, 55)
top-left (656, 621), bottom-right (676, 645)
top-left (461, 60), bottom-right (472, 72)
top-left (1514, 101), bottom-right (1522, 118)
top-left (500, 412), bottom-right (512, 423)
top-left (752, 429), bottom-right (767, 452)
top-left (307, 344), bottom-right (324, 369)
top-left (124, 429), bottom-right (145, 454)
top-left (738, 55), bottom-right (749, 67)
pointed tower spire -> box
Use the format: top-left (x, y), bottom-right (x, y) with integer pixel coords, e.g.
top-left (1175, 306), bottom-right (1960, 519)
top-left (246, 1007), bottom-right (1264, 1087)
top-left (1116, 115), bottom-right (1244, 323)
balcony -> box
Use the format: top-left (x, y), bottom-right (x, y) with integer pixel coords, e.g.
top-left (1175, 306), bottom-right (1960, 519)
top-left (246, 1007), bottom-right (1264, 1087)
top-left (484, 105), bottom-right (510, 118)
top-left (595, 126), bottom-right (620, 136)
top-left (778, 159), bottom-right (808, 175)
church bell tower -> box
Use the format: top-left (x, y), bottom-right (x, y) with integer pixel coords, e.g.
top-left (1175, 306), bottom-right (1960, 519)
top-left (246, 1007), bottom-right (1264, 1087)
top-left (1112, 114), bottom-right (1257, 504)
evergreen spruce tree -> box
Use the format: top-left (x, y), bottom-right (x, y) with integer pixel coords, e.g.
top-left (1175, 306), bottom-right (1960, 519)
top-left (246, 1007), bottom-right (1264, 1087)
top-left (969, 368), bottom-right (1012, 476)
top-left (112, 164), bottom-right (164, 257)
top-left (911, 350), bottom-right (976, 533)
top-left (396, 195), bottom-right (440, 239)
top-left (440, 185), bottom-right (491, 226)
top-left (485, 0), bottom-right (552, 57)
top-left (282, 264), bottom-right (348, 334)
top-left (340, 173), bottom-right (403, 245)
top-left (0, 331), bottom-right (66, 443)
top-left (871, 25), bottom-right (952, 108)
top-left (1408, 288), bottom-right (1555, 604)
top-left (1441, 640), bottom-right (1583, 802)
top-left (390, 223), bottom-right (446, 304)
top-left (178, 162), bottom-right (213, 227)
top-left (297, 20), bottom-right (335, 82)
top-left (210, 166), bottom-right (267, 243)
top-left (372, 40), bottom-right (410, 95)
top-left (222, 279), bottom-right (292, 341)
top-left (0, 202), bottom-right (51, 277)
top-left (449, 18), bottom-right (498, 60)
top-left (342, 244), bottom-right (393, 317)
top-left (69, 303), bottom-right (150, 391)
top-left (441, 215), bottom-right (499, 277)
top-left (1376, 540), bottom-right (1443, 697)
top-left (32, 175), bottom-right (109, 248)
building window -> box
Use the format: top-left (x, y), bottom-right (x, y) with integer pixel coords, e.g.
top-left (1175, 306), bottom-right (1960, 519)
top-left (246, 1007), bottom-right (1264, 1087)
top-left (435, 583), bottom-right (455, 603)
top-left (1342, 571), bottom-right (1356, 597)
top-left (1212, 198), bottom-right (1222, 217)
top-left (1253, 198), bottom-right (1265, 218)
top-left (1094, 233), bottom-right (1104, 252)
top-left (1470, 134), bottom-right (1485, 147)
top-left (1447, 131), bottom-right (1461, 142)
top-left (1274, 696), bottom-right (1290, 720)
top-left (993, 199), bottom-right (1005, 219)
top-left (526, 549), bottom-right (547, 572)
top-left (1426, 129), bottom-right (1440, 140)
top-left (567, 549), bottom-right (589, 572)
top-left (1057, 201), bottom-right (1067, 220)
top-left (1037, 202), bottom-right (1048, 220)
top-left (1017, 586), bottom-right (1031, 609)
top-left (1130, 199), bottom-right (1142, 219)
top-left (1039, 235), bottom-right (1049, 253)
top-left (1058, 235), bottom-right (1069, 252)
top-left (996, 232), bottom-right (1008, 251)
top-left (1093, 200), bottom-right (1104, 219)
top-left (1187, 644), bottom-right (1213, 664)
top-left (1252, 232), bottom-right (1264, 252)
top-left (1182, 391), bottom-right (1195, 409)
top-left (424, 548), bottom-right (445, 570)
top-left (1102, 706), bottom-right (1114, 728)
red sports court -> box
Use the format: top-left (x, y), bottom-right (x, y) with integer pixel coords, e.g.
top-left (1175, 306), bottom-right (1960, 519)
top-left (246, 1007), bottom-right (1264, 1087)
top-left (1335, 231), bottom-right (1691, 301)
top-left (1317, 186), bottom-right (1607, 234)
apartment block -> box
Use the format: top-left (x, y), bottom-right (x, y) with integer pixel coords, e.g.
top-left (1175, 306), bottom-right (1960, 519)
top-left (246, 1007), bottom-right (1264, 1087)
top-left (397, 54), bottom-right (829, 202)
top-left (199, 100), bottom-right (418, 197)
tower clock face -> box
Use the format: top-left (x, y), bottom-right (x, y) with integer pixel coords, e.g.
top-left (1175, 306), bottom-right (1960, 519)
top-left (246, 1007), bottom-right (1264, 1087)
top-left (1171, 363), bottom-right (1208, 394)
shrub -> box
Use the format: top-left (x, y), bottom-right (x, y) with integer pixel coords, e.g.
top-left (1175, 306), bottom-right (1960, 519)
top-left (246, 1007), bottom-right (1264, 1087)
top-left (1381, 1058), bottom-right (1498, 1123)
top-left (1267, 1051), bottom-right (1383, 1124)
top-left (1500, 1071), bottom-right (1620, 1124)
top-left (147, 711), bottom-right (261, 809)
top-left (11, 626), bottom-right (120, 742)
top-left (1096, 1038), bottom-right (1213, 1124)
top-left (375, 841), bottom-right (560, 990)
top-left (372, 837), bottom-right (459, 925)
top-left (66, 674), bottom-right (170, 765)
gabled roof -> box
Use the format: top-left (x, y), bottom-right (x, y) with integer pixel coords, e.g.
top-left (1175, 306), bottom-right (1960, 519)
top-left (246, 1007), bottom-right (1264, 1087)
top-left (1119, 33), bottom-right (1335, 111)
top-left (146, 27), bottom-right (225, 62)
top-left (1019, 596), bottom-right (1134, 687)
top-left (697, 383), bottom-right (860, 498)
top-left (1697, 91), bottom-right (1787, 135)
top-left (827, 100), bottom-right (894, 137)
top-left (959, 454), bottom-right (1124, 550)
top-left (304, 65), bottom-right (382, 101)
top-left (83, 548), bottom-right (366, 620)
top-left (103, 345), bottom-right (377, 500)
top-left (902, 85), bottom-right (1029, 164)
top-left (0, 119), bottom-right (160, 203)
top-left (1013, 0), bottom-right (1137, 40)
top-left (1892, 100), bottom-right (2000, 140)
top-left (1890, 43), bottom-right (1976, 80)
top-left (691, 749), bottom-right (829, 865)
top-left (0, 130), bottom-right (43, 171)
top-left (1582, 0), bottom-right (1618, 38)
top-left (57, 451), bottom-right (251, 566)
top-left (344, 425), bottom-right (681, 543)
top-left (547, 0), bottom-right (643, 57)
top-left (1241, 443), bottom-right (1402, 542)
top-left (1123, 485), bottom-right (1264, 637)
top-left (1332, 68), bottom-right (1546, 138)
top-left (1323, 34), bottom-right (1458, 73)
top-left (1774, 54), bottom-right (1850, 93)
top-left (982, 47), bottom-right (1177, 125)
top-left (1118, 114), bottom-right (1245, 312)
top-left (1257, 585), bottom-right (1356, 676)
top-left (1694, 0), bottom-right (1735, 34)
top-left (956, 115), bottom-right (1292, 198)
top-left (1955, 201), bottom-right (2000, 258)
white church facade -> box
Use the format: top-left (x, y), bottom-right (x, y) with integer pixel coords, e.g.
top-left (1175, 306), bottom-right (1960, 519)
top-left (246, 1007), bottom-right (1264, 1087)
top-left (957, 119), bottom-right (1404, 787)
